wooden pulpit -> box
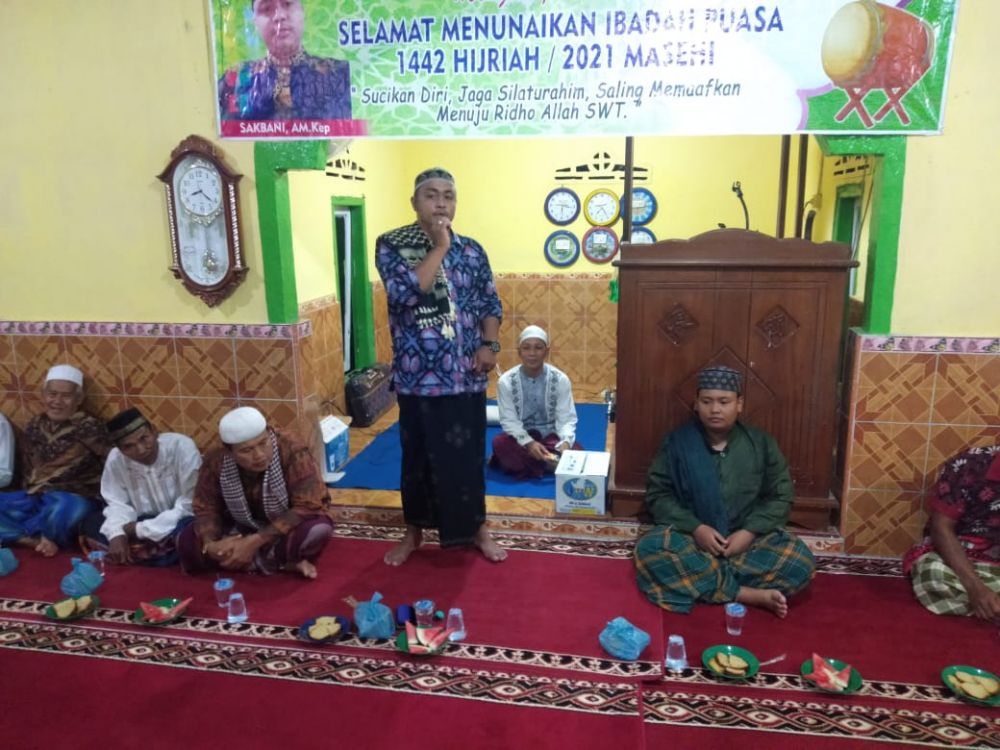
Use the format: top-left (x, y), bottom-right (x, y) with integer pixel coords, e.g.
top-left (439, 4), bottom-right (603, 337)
top-left (609, 229), bottom-right (857, 529)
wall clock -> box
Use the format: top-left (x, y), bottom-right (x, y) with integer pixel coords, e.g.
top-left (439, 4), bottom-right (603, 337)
top-left (157, 135), bottom-right (248, 307)
top-left (583, 188), bottom-right (620, 226)
top-left (543, 230), bottom-right (580, 267)
top-left (544, 188), bottom-right (581, 226)
top-left (628, 227), bottom-right (657, 245)
top-left (623, 187), bottom-right (658, 225)
top-left (582, 226), bottom-right (620, 263)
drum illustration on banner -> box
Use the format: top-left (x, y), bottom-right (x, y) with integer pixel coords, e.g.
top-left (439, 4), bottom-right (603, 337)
top-left (821, 0), bottom-right (934, 127)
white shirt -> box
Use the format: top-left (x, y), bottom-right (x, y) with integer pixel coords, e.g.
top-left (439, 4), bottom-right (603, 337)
top-left (100, 433), bottom-right (202, 542)
top-left (0, 414), bottom-right (14, 488)
top-left (496, 363), bottom-right (578, 447)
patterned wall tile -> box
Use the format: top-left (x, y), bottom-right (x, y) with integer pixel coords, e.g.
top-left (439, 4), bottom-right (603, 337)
top-left (582, 278), bottom-right (616, 317)
top-left (548, 315), bottom-right (586, 353)
top-left (549, 278), bottom-right (586, 317)
top-left (255, 400), bottom-right (300, 431)
top-left (0, 391), bottom-right (21, 428)
top-left (175, 339), bottom-right (238, 399)
top-left (584, 314), bottom-right (618, 353)
top-left (933, 355), bottom-right (1000, 426)
top-left (83, 393), bottom-right (128, 422)
top-left (0, 335), bottom-right (13, 363)
top-left (12, 335), bottom-right (65, 392)
top-left (849, 421), bottom-right (929, 491)
top-left (495, 278), bottom-right (514, 318)
top-left (514, 278), bottom-right (550, 318)
top-left (842, 489), bottom-right (926, 557)
top-left (180, 397), bottom-right (238, 452)
top-left (63, 335), bottom-right (124, 396)
top-left (235, 339), bottom-right (297, 400)
top-left (120, 337), bottom-right (179, 398)
top-left (855, 352), bottom-right (936, 423)
top-left (124, 395), bottom-right (185, 436)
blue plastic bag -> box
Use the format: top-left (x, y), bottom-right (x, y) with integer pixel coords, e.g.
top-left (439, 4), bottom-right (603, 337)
top-left (60, 557), bottom-right (104, 597)
top-left (599, 616), bottom-right (650, 661)
top-left (0, 547), bottom-right (18, 576)
top-left (354, 591), bottom-right (395, 639)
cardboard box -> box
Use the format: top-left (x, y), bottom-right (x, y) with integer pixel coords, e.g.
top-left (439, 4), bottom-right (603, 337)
top-left (320, 415), bottom-right (350, 479)
top-left (555, 450), bottom-right (610, 515)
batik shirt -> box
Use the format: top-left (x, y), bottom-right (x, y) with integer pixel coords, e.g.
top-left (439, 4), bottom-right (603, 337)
top-left (194, 428), bottom-right (330, 544)
top-left (925, 445), bottom-right (1000, 564)
top-left (645, 422), bottom-right (793, 535)
top-left (218, 52), bottom-right (352, 120)
top-left (376, 223), bottom-right (503, 397)
top-left (24, 412), bottom-right (110, 497)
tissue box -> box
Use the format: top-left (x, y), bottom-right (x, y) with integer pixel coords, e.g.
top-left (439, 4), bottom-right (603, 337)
top-left (320, 415), bottom-right (350, 475)
top-left (555, 450), bottom-right (610, 515)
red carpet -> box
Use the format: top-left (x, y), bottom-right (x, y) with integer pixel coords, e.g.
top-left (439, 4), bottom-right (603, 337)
top-left (2, 531), bottom-right (999, 749)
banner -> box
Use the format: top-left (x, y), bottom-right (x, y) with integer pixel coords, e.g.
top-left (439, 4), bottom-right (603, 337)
top-left (210, 0), bottom-right (958, 140)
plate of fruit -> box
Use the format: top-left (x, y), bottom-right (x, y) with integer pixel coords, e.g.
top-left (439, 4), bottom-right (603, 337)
top-left (800, 653), bottom-right (863, 694)
top-left (941, 665), bottom-right (1000, 706)
top-left (395, 621), bottom-right (457, 656)
top-left (132, 597), bottom-right (193, 626)
top-left (45, 594), bottom-right (99, 621)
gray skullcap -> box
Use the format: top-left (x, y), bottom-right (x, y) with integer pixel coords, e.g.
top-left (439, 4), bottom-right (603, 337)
top-left (219, 406), bottom-right (267, 444)
top-left (45, 364), bottom-right (84, 388)
top-left (697, 365), bottom-right (742, 394)
top-left (414, 167), bottom-right (455, 192)
top-left (518, 325), bottom-right (548, 346)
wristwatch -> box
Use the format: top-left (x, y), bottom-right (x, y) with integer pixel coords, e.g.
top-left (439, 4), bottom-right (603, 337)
top-left (482, 340), bottom-right (501, 353)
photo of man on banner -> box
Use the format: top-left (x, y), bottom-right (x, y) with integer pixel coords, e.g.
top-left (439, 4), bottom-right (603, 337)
top-left (217, 0), bottom-right (358, 134)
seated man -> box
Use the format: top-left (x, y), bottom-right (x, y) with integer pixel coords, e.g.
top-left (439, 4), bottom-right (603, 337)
top-left (634, 365), bottom-right (814, 617)
top-left (177, 406), bottom-right (333, 579)
top-left (0, 365), bottom-right (110, 556)
top-left (84, 408), bottom-right (201, 566)
top-left (490, 325), bottom-right (582, 479)
top-left (0, 411), bottom-right (13, 489)
top-left (904, 444), bottom-right (1000, 621)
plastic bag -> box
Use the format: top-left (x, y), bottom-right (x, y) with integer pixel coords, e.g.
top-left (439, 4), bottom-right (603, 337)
top-left (60, 557), bottom-right (104, 597)
top-left (0, 547), bottom-right (19, 576)
top-left (354, 591), bottom-right (396, 639)
top-left (598, 616), bottom-right (650, 661)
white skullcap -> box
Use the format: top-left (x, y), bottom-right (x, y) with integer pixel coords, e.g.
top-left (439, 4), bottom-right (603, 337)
top-left (219, 406), bottom-right (267, 445)
top-left (518, 325), bottom-right (548, 346)
top-left (45, 364), bottom-right (84, 387)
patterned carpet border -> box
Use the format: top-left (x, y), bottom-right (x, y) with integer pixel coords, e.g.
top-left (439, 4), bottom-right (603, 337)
top-left (0, 619), bottom-right (641, 717)
top-left (331, 521), bottom-right (903, 576)
top-left (642, 689), bottom-right (1000, 748)
top-left (0, 599), bottom-right (659, 680)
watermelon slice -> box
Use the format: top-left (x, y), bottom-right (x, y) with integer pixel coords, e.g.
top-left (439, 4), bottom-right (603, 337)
top-left (408, 643), bottom-right (430, 655)
top-left (140, 601), bottom-right (171, 622)
top-left (166, 597), bottom-right (193, 618)
top-left (427, 628), bottom-right (455, 650)
top-left (416, 626), bottom-right (443, 647)
top-left (405, 621), bottom-right (418, 645)
top-left (808, 653), bottom-right (851, 691)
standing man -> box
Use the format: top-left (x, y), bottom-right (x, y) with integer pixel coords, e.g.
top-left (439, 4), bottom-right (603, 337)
top-left (634, 366), bottom-right (814, 617)
top-left (491, 325), bottom-right (582, 479)
top-left (0, 365), bottom-right (110, 555)
top-left (86, 408), bottom-right (201, 566)
top-left (177, 406), bottom-right (333, 578)
top-left (375, 167), bottom-right (505, 566)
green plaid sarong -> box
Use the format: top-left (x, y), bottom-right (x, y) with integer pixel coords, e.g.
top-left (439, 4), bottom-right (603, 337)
top-left (910, 552), bottom-right (1000, 616)
top-left (634, 527), bottom-right (815, 613)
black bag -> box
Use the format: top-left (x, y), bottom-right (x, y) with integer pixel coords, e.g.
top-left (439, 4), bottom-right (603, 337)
top-left (345, 363), bottom-right (395, 427)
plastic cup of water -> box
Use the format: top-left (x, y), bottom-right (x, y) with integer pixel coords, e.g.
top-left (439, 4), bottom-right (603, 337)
top-left (414, 599), bottom-right (434, 627)
top-left (227, 592), bottom-right (248, 624)
top-left (725, 602), bottom-right (747, 636)
top-left (87, 550), bottom-right (106, 577)
top-left (214, 578), bottom-right (235, 608)
top-left (445, 607), bottom-right (467, 642)
top-left (665, 634), bottom-right (688, 672)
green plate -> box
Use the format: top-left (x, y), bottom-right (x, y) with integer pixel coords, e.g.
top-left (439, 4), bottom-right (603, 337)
top-left (702, 644), bottom-right (760, 680)
top-left (132, 597), bottom-right (190, 626)
top-left (800, 656), bottom-right (863, 694)
top-left (941, 665), bottom-right (1000, 706)
top-left (44, 595), bottom-right (100, 621)
top-left (394, 628), bottom-right (448, 657)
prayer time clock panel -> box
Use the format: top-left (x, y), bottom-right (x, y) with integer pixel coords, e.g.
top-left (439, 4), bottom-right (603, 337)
top-left (543, 230), bottom-right (580, 267)
top-left (623, 187), bottom-right (658, 226)
top-left (582, 226), bottom-right (619, 263)
top-left (157, 135), bottom-right (248, 307)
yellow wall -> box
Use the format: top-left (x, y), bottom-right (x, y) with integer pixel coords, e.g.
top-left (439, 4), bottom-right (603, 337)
top-left (0, 0), bottom-right (266, 323)
top-left (893, 0), bottom-right (1000, 336)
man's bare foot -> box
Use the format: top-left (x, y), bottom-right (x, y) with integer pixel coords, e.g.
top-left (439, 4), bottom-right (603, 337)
top-left (34, 537), bottom-right (58, 557)
top-left (474, 524), bottom-right (507, 563)
top-left (737, 587), bottom-right (788, 618)
top-left (294, 560), bottom-right (318, 579)
top-left (384, 525), bottom-right (423, 566)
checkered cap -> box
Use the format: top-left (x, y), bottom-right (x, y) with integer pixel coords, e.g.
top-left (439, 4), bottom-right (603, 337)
top-left (697, 365), bottom-right (742, 394)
